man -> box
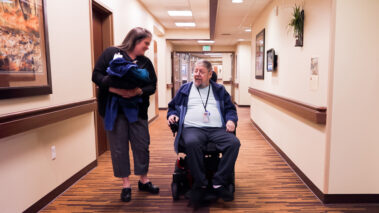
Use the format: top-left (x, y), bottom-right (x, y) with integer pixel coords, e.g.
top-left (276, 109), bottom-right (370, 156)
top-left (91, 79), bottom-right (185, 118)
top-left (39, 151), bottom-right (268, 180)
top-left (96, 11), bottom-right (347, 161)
top-left (167, 60), bottom-right (240, 204)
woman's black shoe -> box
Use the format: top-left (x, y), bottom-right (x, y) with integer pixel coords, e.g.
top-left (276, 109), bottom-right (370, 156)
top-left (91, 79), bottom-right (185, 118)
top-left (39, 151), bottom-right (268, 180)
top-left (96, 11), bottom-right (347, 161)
top-left (121, 188), bottom-right (131, 202)
top-left (138, 181), bottom-right (159, 194)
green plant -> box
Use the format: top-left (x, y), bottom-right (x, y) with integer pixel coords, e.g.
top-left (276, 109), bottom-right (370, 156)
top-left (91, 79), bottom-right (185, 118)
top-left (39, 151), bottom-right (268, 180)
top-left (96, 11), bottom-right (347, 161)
top-left (289, 5), bottom-right (304, 46)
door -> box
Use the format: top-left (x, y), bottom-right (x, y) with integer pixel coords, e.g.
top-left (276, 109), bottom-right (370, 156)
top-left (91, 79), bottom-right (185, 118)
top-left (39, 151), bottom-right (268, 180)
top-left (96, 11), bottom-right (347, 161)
top-left (92, 2), bottom-right (113, 156)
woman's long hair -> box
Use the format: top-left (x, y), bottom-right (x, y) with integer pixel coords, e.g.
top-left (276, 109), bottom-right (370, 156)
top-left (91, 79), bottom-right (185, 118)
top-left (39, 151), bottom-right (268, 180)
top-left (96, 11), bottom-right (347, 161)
top-left (117, 27), bottom-right (152, 53)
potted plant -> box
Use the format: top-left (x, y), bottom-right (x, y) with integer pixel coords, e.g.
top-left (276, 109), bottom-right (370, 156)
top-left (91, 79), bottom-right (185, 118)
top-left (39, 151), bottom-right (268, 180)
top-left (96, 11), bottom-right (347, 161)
top-left (289, 5), bottom-right (304, 47)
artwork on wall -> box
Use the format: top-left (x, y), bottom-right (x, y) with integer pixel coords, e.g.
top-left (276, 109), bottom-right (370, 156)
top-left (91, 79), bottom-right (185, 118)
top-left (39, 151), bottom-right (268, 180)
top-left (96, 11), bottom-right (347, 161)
top-left (255, 29), bottom-right (265, 79)
top-left (266, 48), bottom-right (277, 72)
top-left (0, 0), bottom-right (51, 99)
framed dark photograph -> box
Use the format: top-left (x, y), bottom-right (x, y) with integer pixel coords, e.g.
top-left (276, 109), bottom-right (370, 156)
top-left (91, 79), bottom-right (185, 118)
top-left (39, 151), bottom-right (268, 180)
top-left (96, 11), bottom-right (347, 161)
top-left (267, 48), bottom-right (277, 72)
top-left (255, 29), bottom-right (265, 79)
top-left (0, 0), bottom-right (51, 99)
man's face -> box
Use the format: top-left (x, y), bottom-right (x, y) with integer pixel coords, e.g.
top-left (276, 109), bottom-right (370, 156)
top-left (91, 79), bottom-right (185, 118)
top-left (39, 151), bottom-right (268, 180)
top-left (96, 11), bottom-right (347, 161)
top-left (193, 65), bottom-right (212, 88)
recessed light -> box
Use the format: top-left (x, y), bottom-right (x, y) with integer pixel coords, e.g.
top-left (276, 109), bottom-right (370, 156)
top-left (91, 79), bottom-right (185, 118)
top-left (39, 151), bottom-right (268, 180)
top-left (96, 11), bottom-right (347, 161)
top-left (198, 40), bottom-right (215, 44)
top-left (168, 11), bottom-right (192, 16)
top-left (175, 22), bottom-right (196, 27)
top-left (245, 28), bottom-right (251, 32)
top-left (238, 39), bottom-right (245, 41)
top-left (232, 0), bottom-right (243, 3)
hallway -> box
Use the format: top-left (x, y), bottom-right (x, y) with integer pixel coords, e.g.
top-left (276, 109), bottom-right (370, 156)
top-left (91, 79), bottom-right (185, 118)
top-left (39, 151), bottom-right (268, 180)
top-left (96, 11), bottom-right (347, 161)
top-left (41, 108), bottom-right (379, 212)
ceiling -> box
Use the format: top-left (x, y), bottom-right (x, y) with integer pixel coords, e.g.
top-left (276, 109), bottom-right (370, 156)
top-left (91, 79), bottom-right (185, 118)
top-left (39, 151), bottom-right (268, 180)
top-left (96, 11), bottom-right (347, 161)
top-left (139, 0), bottom-right (209, 29)
top-left (138, 0), bottom-right (271, 46)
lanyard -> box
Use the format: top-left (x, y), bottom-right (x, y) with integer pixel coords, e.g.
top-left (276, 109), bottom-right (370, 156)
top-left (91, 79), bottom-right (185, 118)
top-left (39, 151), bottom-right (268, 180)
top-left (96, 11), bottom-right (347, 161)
top-left (196, 85), bottom-right (210, 112)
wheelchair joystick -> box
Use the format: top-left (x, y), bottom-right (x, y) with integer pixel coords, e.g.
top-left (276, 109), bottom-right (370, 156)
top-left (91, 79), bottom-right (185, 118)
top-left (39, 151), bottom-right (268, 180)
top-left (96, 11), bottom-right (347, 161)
top-left (169, 121), bottom-right (179, 137)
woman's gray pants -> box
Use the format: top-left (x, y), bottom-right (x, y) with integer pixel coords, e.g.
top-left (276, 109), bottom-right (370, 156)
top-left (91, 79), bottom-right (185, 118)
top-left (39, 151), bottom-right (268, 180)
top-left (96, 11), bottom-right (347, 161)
top-left (106, 115), bottom-right (150, 178)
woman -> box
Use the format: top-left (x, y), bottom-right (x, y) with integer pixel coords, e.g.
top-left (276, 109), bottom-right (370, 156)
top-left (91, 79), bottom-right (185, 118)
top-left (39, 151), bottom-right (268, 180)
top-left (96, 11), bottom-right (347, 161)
top-left (92, 27), bottom-right (158, 202)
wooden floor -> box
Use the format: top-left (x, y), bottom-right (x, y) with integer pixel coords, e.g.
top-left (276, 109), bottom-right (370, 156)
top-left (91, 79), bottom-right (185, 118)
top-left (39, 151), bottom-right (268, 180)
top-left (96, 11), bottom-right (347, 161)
top-left (42, 108), bottom-right (379, 212)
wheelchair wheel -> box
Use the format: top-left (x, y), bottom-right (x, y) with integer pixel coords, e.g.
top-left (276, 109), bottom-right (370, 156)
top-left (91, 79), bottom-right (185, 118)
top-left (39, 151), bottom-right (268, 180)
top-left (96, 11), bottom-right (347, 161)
top-left (171, 182), bottom-right (180, 200)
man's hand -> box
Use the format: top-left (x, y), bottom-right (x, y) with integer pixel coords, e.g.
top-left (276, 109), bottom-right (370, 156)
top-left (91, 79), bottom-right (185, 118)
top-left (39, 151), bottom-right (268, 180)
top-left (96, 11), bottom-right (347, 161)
top-left (168, 115), bottom-right (179, 126)
top-left (226, 120), bottom-right (235, 132)
top-left (109, 87), bottom-right (143, 98)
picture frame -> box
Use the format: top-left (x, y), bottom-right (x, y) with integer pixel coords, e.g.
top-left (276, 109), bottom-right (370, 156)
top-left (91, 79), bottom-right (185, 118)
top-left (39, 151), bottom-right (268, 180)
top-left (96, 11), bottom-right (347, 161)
top-left (266, 48), bottom-right (277, 72)
top-left (0, 0), bottom-right (52, 99)
top-left (255, 29), bottom-right (265, 79)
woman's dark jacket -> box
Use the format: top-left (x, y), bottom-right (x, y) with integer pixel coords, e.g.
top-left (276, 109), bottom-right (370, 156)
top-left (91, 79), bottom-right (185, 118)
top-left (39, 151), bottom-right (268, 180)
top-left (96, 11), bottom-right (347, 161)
top-left (92, 46), bottom-right (157, 120)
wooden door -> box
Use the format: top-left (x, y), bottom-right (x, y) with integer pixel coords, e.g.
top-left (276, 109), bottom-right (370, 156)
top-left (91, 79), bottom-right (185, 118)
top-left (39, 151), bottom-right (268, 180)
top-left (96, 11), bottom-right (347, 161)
top-left (92, 2), bottom-right (113, 156)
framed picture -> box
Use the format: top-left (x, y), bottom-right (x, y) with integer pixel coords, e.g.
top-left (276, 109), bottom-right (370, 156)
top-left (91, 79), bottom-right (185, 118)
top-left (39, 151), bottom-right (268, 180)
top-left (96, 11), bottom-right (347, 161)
top-left (0, 0), bottom-right (52, 99)
top-left (267, 48), bottom-right (277, 72)
top-left (255, 29), bottom-right (265, 79)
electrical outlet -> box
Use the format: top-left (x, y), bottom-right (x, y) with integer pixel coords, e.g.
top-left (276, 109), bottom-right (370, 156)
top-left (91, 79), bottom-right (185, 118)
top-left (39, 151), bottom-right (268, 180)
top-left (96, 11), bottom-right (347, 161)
top-left (51, 146), bottom-right (56, 160)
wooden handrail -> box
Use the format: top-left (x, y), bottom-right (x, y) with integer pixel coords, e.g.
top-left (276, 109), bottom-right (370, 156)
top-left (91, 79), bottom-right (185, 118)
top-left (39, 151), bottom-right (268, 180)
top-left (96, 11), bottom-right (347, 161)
top-left (0, 98), bottom-right (96, 139)
top-left (248, 87), bottom-right (326, 124)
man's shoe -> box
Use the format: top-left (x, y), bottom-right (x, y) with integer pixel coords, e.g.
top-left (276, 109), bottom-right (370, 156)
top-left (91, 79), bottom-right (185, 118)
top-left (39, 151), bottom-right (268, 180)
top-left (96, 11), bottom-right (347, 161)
top-left (214, 186), bottom-right (234, 201)
top-left (138, 181), bottom-right (160, 194)
top-left (121, 188), bottom-right (131, 202)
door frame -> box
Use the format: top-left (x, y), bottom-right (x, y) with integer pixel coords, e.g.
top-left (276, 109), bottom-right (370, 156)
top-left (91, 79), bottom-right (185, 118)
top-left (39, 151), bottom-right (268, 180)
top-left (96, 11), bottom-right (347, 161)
top-left (89, 0), bottom-right (114, 157)
top-left (171, 51), bottom-right (236, 99)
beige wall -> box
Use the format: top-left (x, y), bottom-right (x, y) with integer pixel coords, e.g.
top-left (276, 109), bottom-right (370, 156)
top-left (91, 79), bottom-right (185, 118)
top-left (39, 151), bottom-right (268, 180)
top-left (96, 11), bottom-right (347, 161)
top-left (221, 53), bottom-right (233, 94)
top-left (250, 0), bottom-right (332, 191)
top-left (236, 42), bottom-right (251, 105)
top-left (0, 0), bottom-right (96, 212)
top-left (327, 0), bottom-right (379, 194)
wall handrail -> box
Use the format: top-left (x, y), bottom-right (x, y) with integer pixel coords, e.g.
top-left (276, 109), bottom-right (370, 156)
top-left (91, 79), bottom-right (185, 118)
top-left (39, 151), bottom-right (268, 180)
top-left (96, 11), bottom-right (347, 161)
top-left (248, 87), bottom-right (326, 124)
top-left (0, 98), bottom-right (96, 139)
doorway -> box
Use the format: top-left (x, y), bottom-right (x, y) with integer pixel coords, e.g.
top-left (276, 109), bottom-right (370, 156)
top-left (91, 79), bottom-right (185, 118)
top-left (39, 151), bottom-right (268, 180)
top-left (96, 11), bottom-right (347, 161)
top-left (91, 1), bottom-right (113, 157)
top-left (171, 52), bottom-right (235, 99)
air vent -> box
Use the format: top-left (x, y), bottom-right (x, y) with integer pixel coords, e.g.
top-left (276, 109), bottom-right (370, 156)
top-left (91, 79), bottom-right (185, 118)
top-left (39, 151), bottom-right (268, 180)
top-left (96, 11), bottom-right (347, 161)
top-left (221, 33), bottom-right (232, 36)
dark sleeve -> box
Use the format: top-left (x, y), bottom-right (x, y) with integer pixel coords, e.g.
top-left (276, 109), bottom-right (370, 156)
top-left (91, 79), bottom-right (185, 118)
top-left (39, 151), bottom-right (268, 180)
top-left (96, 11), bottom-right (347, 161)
top-left (91, 47), bottom-right (118, 90)
top-left (167, 88), bottom-right (181, 119)
top-left (140, 58), bottom-right (157, 97)
top-left (223, 87), bottom-right (238, 124)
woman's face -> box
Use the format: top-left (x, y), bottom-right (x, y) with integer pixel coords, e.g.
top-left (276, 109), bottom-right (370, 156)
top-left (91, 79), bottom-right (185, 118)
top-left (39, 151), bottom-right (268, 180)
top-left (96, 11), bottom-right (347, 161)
top-left (133, 37), bottom-right (151, 56)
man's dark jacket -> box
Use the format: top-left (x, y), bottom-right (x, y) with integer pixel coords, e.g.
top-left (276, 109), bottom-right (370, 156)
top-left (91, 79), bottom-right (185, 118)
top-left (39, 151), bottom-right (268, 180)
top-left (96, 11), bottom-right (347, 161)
top-left (167, 81), bottom-right (238, 153)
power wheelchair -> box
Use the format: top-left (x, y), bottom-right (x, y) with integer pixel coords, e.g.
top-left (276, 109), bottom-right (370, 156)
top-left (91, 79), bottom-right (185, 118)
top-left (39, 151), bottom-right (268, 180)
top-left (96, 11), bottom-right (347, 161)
top-left (169, 122), bottom-right (235, 200)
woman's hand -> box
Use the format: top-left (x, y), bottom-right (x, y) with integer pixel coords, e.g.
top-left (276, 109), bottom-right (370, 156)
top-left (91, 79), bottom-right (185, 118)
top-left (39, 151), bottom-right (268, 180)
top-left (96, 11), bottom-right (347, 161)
top-left (109, 87), bottom-right (143, 98)
top-left (226, 120), bottom-right (236, 132)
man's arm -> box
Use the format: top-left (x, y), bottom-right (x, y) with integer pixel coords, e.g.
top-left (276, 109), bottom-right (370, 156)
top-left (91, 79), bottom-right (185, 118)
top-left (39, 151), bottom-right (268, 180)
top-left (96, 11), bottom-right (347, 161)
top-left (223, 88), bottom-right (238, 125)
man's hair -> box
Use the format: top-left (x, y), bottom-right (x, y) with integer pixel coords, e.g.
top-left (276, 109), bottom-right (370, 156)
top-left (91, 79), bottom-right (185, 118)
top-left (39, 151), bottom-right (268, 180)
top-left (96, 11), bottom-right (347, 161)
top-left (117, 27), bottom-right (152, 53)
top-left (195, 60), bottom-right (213, 72)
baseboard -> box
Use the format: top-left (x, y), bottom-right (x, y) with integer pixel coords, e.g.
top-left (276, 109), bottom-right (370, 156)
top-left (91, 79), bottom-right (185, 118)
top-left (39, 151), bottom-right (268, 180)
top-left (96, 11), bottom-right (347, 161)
top-left (148, 114), bottom-right (159, 124)
top-left (251, 119), bottom-right (379, 204)
top-left (23, 160), bottom-right (98, 213)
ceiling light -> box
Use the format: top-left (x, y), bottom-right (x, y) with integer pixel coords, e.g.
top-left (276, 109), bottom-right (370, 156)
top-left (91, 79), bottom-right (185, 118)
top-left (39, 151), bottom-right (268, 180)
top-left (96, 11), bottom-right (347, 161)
top-left (238, 39), bottom-right (245, 41)
top-left (198, 40), bottom-right (215, 44)
top-left (175, 22), bottom-right (196, 27)
top-left (245, 28), bottom-right (251, 32)
top-left (168, 10), bottom-right (192, 16)
top-left (232, 0), bottom-right (243, 3)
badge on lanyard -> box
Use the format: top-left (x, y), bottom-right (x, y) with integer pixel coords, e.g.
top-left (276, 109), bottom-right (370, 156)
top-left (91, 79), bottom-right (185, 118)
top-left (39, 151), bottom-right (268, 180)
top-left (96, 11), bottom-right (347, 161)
top-left (197, 85), bottom-right (211, 123)
top-left (203, 111), bottom-right (210, 123)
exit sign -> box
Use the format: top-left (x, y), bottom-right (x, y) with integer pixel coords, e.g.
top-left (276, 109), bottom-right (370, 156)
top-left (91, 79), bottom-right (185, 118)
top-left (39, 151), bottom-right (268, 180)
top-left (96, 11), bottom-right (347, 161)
top-left (203, 45), bottom-right (211, 51)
